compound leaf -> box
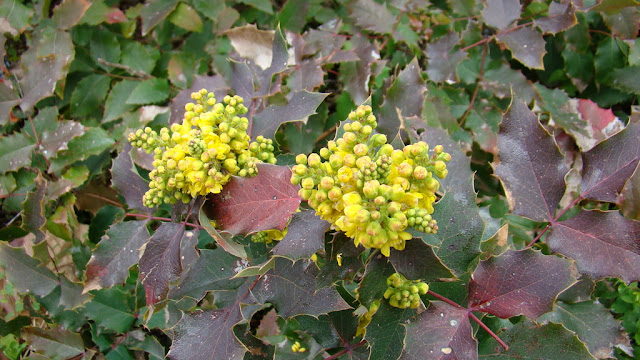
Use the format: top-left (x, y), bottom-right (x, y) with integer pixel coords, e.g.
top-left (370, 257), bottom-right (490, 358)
top-left (469, 249), bottom-right (576, 319)
top-left (494, 98), bottom-right (568, 222)
top-left (272, 209), bottom-right (330, 261)
top-left (547, 210), bottom-right (640, 283)
top-left (205, 164), bottom-right (300, 236)
top-left (402, 301), bottom-right (476, 360)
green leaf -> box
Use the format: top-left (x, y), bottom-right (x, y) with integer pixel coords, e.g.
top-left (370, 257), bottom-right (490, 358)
top-left (347, 0), bottom-right (395, 34)
top-left (85, 287), bottom-right (136, 332)
top-left (591, 0), bottom-right (639, 14)
top-left (481, 0), bottom-right (520, 30)
top-left (48, 127), bottom-right (115, 174)
top-left (85, 220), bottom-right (150, 292)
top-left (126, 78), bottom-right (170, 105)
top-left (0, 82), bottom-right (20, 126)
top-left (71, 74), bottom-right (111, 117)
top-left (81, 0), bottom-right (127, 25)
top-left (0, 173), bottom-right (16, 196)
top-left (0, 132), bottom-right (36, 174)
top-left (22, 327), bottom-right (85, 359)
top-left (272, 209), bottom-right (330, 261)
top-left (237, 0), bottom-right (273, 14)
top-left (497, 27), bottom-right (546, 70)
top-left (199, 206), bottom-right (247, 259)
top-left (40, 121), bottom-right (86, 160)
top-left (389, 240), bottom-right (455, 282)
top-left (121, 41), bottom-right (160, 75)
top-left (21, 173), bottom-right (47, 244)
top-left (52, 0), bottom-right (91, 30)
top-left (425, 33), bottom-right (467, 84)
top-left (140, 0), bottom-right (179, 35)
top-left (611, 66), bottom-right (640, 95)
top-left (357, 255), bottom-right (396, 308)
top-left (365, 301), bottom-right (416, 360)
top-left (103, 80), bottom-right (139, 122)
top-left (595, 37), bottom-right (628, 84)
top-left (168, 52), bottom-right (197, 88)
top-left (0, 242), bottom-right (58, 298)
top-left (0, 0), bottom-right (33, 33)
top-left (90, 27), bottom-right (121, 68)
top-left (168, 3), bottom-right (202, 32)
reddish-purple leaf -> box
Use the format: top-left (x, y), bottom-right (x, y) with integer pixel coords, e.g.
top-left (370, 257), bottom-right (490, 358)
top-left (251, 91), bottom-right (328, 139)
top-left (401, 301), bottom-right (476, 360)
top-left (40, 121), bottom-right (85, 159)
top-left (140, 222), bottom-right (196, 305)
top-left (84, 220), bottom-right (150, 292)
top-left (497, 27), bottom-right (547, 70)
top-left (419, 127), bottom-right (473, 192)
top-left (111, 144), bottom-right (153, 212)
top-left (425, 33), bottom-right (467, 84)
top-left (272, 209), bottom-right (330, 261)
top-left (168, 306), bottom-right (246, 360)
top-left (547, 210), bottom-right (640, 283)
top-left (580, 122), bottom-right (640, 203)
top-left (534, 2), bottom-right (577, 35)
top-left (206, 164), bottom-right (301, 236)
top-left (469, 249), bottom-right (576, 319)
top-left (340, 35), bottom-right (379, 105)
top-left (620, 166), bottom-right (640, 219)
top-left (481, 0), bottom-right (521, 30)
top-left (252, 257), bottom-right (351, 318)
top-left (494, 98), bottom-right (568, 222)
top-left (389, 240), bottom-right (455, 282)
top-left (347, 0), bottom-right (395, 34)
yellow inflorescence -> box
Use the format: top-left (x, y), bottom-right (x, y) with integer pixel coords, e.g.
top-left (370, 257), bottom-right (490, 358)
top-left (128, 90), bottom-right (277, 207)
top-left (291, 105), bottom-right (450, 256)
top-left (383, 273), bottom-right (428, 309)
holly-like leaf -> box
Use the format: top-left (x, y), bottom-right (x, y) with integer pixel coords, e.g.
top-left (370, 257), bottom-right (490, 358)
top-left (39, 121), bottom-right (85, 159)
top-left (224, 24), bottom-right (275, 70)
top-left (494, 98), bottom-right (568, 222)
top-left (620, 166), bottom-right (640, 219)
top-left (48, 127), bottom-right (115, 174)
top-left (365, 301), bottom-right (417, 360)
top-left (389, 240), bottom-right (455, 282)
top-left (469, 249), bottom-right (576, 319)
top-left (140, 222), bottom-right (192, 305)
top-left (497, 27), bottom-right (546, 70)
top-left (535, 2), bottom-right (577, 35)
top-left (205, 164), bottom-right (301, 236)
top-left (418, 127), bottom-right (473, 192)
top-left (21, 173), bottom-right (47, 244)
top-left (591, 0), bottom-right (639, 15)
top-left (402, 301), bottom-right (476, 360)
top-left (272, 209), bottom-right (330, 261)
top-left (347, 0), bottom-right (395, 34)
top-left (121, 42), bottom-right (160, 76)
top-left (425, 33), bottom-right (466, 84)
top-left (0, 81), bottom-right (20, 126)
top-left (111, 144), bottom-right (151, 212)
top-left (0, 132), bottom-right (36, 174)
top-left (340, 35), bottom-right (379, 105)
top-left (479, 321), bottom-right (596, 359)
top-left (538, 300), bottom-right (624, 358)
top-left (103, 80), bottom-right (139, 122)
top-left (22, 327), bottom-right (85, 359)
top-left (580, 122), bottom-right (640, 203)
top-left (252, 257), bottom-right (351, 318)
top-left (81, 1), bottom-right (127, 25)
top-left (251, 91), bottom-right (328, 139)
top-left (84, 220), bottom-right (150, 292)
top-left (317, 233), bottom-right (365, 289)
top-left (199, 207), bottom-right (247, 259)
top-left (421, 176), bottom-right (483, 275)
top-left (168, 3), bottom-right (202, 32)
top-left (0, 242), bottom-right (58, 298)
top-left (126, 78), bottom-right (171, 105)
top-left (481, 0), bottom-right (521, 30)
top-left (170, 75), bottom-right (229, 124)
top-left (19, 28), bottom-right (74, 111)
top-left (547, 210), bottom-right (640, 283)
top-left (140, 0), bottom-right (179, 35)
top-left (168, 306), bottom-right (246, 360)
top-left (604, 7), bottom-right (639, 39)
top-left (84, 287), bottom-right (136, 332)
top-left (52, 0), bottom-right (91, 30)
top-left (358, 254), bottom-right (396, 308)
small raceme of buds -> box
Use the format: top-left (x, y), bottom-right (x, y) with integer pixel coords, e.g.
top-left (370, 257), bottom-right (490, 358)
top-left (128, 90), bottom-right (277, 207)
top-left (383, 273), bottom-right (428, 309)
top-left (291, 105), bottom-right (451, 256)
top-left (250, 229), bottom-right (286, 244)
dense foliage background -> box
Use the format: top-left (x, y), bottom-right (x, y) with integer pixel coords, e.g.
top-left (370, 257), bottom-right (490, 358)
top-left (1, 0), bottom-right (640, 359)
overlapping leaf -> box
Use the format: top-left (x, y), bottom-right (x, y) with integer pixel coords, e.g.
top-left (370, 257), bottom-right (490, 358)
top-left (418, 127), bottom-right (473, 191)
top-left (425, 33), bottom-right (466, 84)
top-left (205, 164), bottom-right (300, 236)
top-left (534, 2), bottom-right (577, 35)
top-left (389, 240), bottom-right (455, 282)
top-left (0, 132), bottom-right (36, 174)
top-left (481, 0), bottom-right (520, 30)
top-left (48, 127), bottom-right (115, 174)
top-left (272, 209), bottom-right (330, 261)
top-left (0, 82), bottom-right (20, 125)
top-left (494, 98), bottom-right (568, 222)
top-left (365, 302), bottom-right (416, 360)
top-left (39, 121), bottom-right (85, 159)
top-left (22, 327), bottom-right (85, 359)
top-left (251, 91), bottom-right (328, 139)
top-left (21, 173), bottom-right (47, 243)
top-left (497, 27), bottom-right (546, 70)
top-left (0, 242), bottom-right (58, 298)
top-left (547, 210), bottom-right (640, 282)
top-left (111, 145), bottom-right (152, 212)
top-left (469, 249), bottom-right (576, 319)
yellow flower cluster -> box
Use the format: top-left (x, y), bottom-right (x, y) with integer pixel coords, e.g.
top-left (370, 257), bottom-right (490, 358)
top-left (383, 273), bottom-right (428, 309)
top-left (128, 90), bottom-right (276, 207)
top-left (251, 229), bottom-right (286, 244)
top-left (291, 105), bottom-right (450, 256)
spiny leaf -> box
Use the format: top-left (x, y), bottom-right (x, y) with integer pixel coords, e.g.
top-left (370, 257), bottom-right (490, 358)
top-left (546, 210), bottom-right (640, 283)
top-left (497, 27), bottom-right (546, 70)
top-left (347, 0), bottom-right (395, 34)
top-left (139, 222), bottom-right (192, 305)
top-left (84, 287), bottom-right (136, 332)
top-left (418, 127), bottom-right (473, 192)
top-left (604, 7), bottom-right (639, 39)
top-left (478, 321), bottom-right (596, 359)
top-left (22, 327), bottom-right (85, 359)
top-left (252, 257), bottom-right (351, 318)
top-left (481, 0), bottom-right (521, 30)
top-left (84, 220), bottom-right (150, 292)
top-left (538, 300), bottom-right (625, 359)
top-left (21, 173), bottom-right (47, 244)
top-left (389, 240), bottom-right (456, 282)
top-left (111, 144), bottom-right (152, 212)
top-left (317, 233), bottom-right (365, 289)
top-left (120, 41), bottom-right (160, 76)
top-left (126, 78), bottom-right (170, 105)
top-left (48, 127), bottom-right (115, 174)
top-left (494, 98), bottom-right (568, 222)
top-left (39, 121), bottom-right (85, 159)
top-left (0, 242), bottom-right (58, 298)
top-left (170, 75), bottom-right (230, 124)
top-left (425, 33), bottom-right (467, 84)
top-left (205, 164), bottom-right (301, 236)
top-left (52, 0), bottom-right (91, 30)
top-left (251, 91), bottom-right (328, 139)
top-left (365, 301), bottom-right (416, 360)
top-left (357, 254), bottom-right (396, 308)
top-left (469, 249), bottom-right (576, 319)
top-left (580, 121), bottom-right (640, 203)
top-left (402, 301), bottom-right (476, 360)
top-left (140, 0), bottom-right (179, 36)
top-left (272, 209), bottom-right (330, 261)
top-left (0, 132), bottom-right (36, 175)
top-left (0, 81), bottom-right (20, 126)
top-left (534, 2), bottom-right (577, 35)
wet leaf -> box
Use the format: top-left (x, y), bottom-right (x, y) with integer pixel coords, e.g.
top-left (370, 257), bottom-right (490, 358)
top-left (534, 2), bottom-right (577, 35)
top-left (390, 240), bottom-right (456, 282)
top-left (272, 209), bottom-right (330, 261)
top-left (0, 242), bottom-right (58, 298)
top-left (48, 127), bottom-right (115, 174)
top-left (22, 327), bottom-right (84, 359)
top-left (168, 306), bottom-right (246, 360)
top-left (547, 210), bottom-right (640, 283)
top-left (426, 33), bottom-right (467, 83)
top-left (479, 321), bottom-right (596, 359)
top-left (84, 220), bottom-right (150, 292)
top-left (538, 300), bottom-right (624, 358)
top-left (347, 0), bottom-right (395, 34)
top-left (52, 0), bottom-right (91, 30)
top-left (40, 121), bottom-right (85, 159)
top-left (494, 98), bottom-right (568, 222)
top-left (0, 81), bottom-right (20, 126)
top-left (252, 257), bottom-right (351, 318)
top-left (365, 301), bottom-right (416, 360)
top-left (140, 0), bottom-right (179, 35)
top-left (497, 27), bottom-right (546, 70)
top-left (0, 132), bottom-right (36, 174)
top-left (111, 144), bottom-right (152, 212)
top-left (205, 164), bottom-right (301, 236)
top-left (168, 3), bottom-right (202, 32)
top-left (481, 0), bottom-right (520, 30)
top-left (580, 122), bottom-right (640, 203)
top-left (402, 301), bottom-right (476, 360)
top-left (70, 74), bottom-right (111, 117)
top-left (469, 249), bottom-right (576, 319)
top-left (252, 91), bottom-right (328, 139)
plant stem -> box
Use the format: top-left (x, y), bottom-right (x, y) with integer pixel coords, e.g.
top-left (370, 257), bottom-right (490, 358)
top-left (427, 290), bottom-right (465, 309)
top-left (125, 213), bottom-right (205, 229)
top-left (325, 340), bottom-right (367, 360)
top-left (526, 195), bottom-right (583, 248)
top-left (468, 312), bottom-right (509, 350)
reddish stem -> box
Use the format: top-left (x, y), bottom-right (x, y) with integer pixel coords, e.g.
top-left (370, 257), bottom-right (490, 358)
top-left (427, 290), bottom-right (465, 309)
top-left (0, 192), bottom-right (28, 199)
top-left (125, 213), bottom-right (205, 230)
top-left (82, 192), bottom-right (125, 208)
top-left (468, 312), bottom-right (509, 350)
top-left (526, 195), bottom-right (583, 248)
top-left (461, 21), bottom-right (534, 52)
top-left (325, 340), bottom-right (367, 360)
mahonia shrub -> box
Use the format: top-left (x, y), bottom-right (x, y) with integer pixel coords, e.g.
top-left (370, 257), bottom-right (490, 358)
top-left (128, 90), bottom-right (276, 207)
top-left (292, 105), bottom-right (451, 256)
